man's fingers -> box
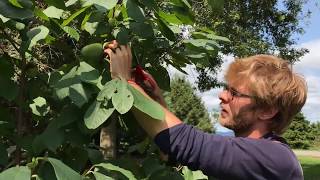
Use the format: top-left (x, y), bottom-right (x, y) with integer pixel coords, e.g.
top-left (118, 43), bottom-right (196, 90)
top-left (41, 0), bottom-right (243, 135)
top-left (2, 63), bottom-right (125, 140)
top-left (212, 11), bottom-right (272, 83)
top-left (115, 47), bottom-right (122, 55)
top-left (105, 49), bottom-right (114, 57)
top-left (126, 45), bottom-right (132, 61)
top-left (105, 40), bottom-right (119, 50)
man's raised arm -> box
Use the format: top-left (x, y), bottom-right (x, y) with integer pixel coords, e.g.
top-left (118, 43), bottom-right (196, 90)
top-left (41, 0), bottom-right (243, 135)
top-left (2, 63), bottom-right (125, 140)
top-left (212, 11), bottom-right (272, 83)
top-left (104, 41), bottom-right (182, 138)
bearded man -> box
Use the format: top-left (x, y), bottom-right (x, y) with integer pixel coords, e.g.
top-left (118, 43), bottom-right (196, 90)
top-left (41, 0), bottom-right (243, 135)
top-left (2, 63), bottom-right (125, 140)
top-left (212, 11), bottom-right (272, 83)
top-left (104, 41), bottom-right (307, 180)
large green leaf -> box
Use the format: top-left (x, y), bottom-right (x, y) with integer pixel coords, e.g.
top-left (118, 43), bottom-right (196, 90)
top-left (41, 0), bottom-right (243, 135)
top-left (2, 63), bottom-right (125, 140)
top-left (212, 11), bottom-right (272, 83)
top-left (46, 157), bottom-right (82, 180)
top-left (95, 163), bottom-right (137, 180)
top-left (0, 0), bottom-right (33, 19)
top-left (69, 83), bottom-right (90, 107)
top-left (63, 6), bottom-right (90, 26)
top-left (8, 0), bottom-right (23, 8)
top-left (171, 0), bottom-right (191, 8)
top-left (66, 0), bottom-right (78, 7)
top-left (47, 106), bottom-right (80, 130)
top-left (33, 128), bottom-right (64, 153)
top-left (130, 22), bottom-right (154, 38)
top-left (26, 25), bottom-right (49, 50)
top-left (84, 101), bottom-right (115, 129)
top-left (92, 172), bottom-right (113, 180)
top-left (158, 11), bottom-right (182, 25)
top-left (2, 18), bottom-right (25, 30)
top-left (113, 27), bottom-right (130, 45)
top-left (0, 166), bottom-right (31, 180)
top-left (87, 148), bottom-right (104, 164)
top-left (182, 166), bottom-right (207, 180)
top-left (97, 79), bottom-right (118, 101)
top-left (0, 14), bottom-right (10, 22)
top-left (63, 146), bottom-right (89, 172)
top-left (55, 67), bottom-right (80, 99)
top-left (147, 65), bottom-right (171, 91)
top-left (43, 6), bottom-right (64, 19)
top-left (82, 0), bottom-right (117, 10)
top-left (112, 81), bottom-right (134, 114)
top-left (183, 39), bottom-right (219, 51)
top-left (156, 18), bottom-right (175, 41)
top-left (126, 0), bottom-right (145, 22)
top-left (127, 85), bottom-right (164, 121)
top-left (62, 26), bottom-right (80, 41)
top-left (29, 96), bottom-right (50, 116)
top-left (55, 62), bottom-right (99, 103)
top-left (34, 7), bottom-right (49, 21)
top-left (192, 32), bottom-right (230, 42)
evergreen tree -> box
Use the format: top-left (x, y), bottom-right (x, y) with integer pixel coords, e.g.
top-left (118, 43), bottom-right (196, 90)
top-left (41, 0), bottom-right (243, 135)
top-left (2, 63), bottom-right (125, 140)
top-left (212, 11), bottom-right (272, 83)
top-left (165, 77), bottom-right (214, 133)
top-left (310, 122), bottom-right (320, 148)
top-left (283, 112), bottom-right (315, 149)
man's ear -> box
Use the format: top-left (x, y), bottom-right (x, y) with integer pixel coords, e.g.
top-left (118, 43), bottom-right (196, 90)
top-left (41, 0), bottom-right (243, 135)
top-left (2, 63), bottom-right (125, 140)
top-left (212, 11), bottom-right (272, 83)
top-left (258, 107), bottom-right (278, 121)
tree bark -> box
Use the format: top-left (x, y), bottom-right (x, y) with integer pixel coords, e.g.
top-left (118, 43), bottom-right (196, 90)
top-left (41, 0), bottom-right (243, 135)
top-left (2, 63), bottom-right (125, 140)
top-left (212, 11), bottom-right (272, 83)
top-left (100, 116), bottom-right (117, 160)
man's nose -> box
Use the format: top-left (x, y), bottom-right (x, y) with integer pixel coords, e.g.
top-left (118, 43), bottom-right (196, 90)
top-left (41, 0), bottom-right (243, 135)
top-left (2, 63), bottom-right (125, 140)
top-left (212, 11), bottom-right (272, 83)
top-left (219, 90), bottom-right (229, 103)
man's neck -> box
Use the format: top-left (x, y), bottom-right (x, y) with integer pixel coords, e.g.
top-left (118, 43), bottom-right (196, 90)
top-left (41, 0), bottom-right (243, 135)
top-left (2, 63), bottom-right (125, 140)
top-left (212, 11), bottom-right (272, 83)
top-left (235, 123), bottom-right (270, 139)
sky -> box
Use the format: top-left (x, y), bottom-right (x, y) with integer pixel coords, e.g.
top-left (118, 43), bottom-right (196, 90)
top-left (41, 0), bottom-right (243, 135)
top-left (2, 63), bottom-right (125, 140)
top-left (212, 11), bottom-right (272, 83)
top-left (170, 2), bottom-right (320, 133)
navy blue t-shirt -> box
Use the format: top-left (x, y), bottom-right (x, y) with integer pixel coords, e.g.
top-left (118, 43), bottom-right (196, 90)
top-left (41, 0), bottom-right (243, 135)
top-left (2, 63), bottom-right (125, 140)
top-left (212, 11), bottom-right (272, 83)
top-left (154, 123), bottom-right (303, 180)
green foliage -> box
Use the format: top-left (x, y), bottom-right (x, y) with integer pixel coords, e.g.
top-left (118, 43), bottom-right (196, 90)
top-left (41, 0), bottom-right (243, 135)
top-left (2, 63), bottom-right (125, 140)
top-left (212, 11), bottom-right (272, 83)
top-left (0, 0), bottom-right (224, 178)
top-left (0, 166), bottom-right (31, 180)
top-left (45, 157), bottom-right (82, 180)
top-left (166, 77), bottom-right (214, 133)
top-left (182, 166), bottom-right (208, 180)
top-left (283, 112), bottom-right (316, 149)
top-left (310, 122), bottom-right (320, 149)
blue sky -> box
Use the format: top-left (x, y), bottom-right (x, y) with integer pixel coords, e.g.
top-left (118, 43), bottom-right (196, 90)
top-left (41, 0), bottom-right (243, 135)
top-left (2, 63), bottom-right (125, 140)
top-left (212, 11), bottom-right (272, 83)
top-left (296, 1), bottom-right (320, 43)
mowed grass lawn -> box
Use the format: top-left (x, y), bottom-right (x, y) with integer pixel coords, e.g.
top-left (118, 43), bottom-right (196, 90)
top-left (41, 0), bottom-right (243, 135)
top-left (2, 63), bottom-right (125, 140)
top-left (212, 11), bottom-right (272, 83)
top-left (298, 156), bottom-right (320, 180)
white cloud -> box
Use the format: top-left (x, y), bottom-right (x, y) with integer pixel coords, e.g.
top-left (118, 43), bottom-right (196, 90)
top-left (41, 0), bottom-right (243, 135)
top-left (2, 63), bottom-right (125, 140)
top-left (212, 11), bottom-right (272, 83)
top-left (293, 39), bottom-right (320, 123)
top-left (294, 39), bottom-right (320, 74)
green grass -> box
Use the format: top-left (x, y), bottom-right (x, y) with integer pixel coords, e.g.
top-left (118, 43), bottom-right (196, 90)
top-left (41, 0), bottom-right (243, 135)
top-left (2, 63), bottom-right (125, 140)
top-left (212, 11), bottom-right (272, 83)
top-left (298, 156), bottom-right (320, 180)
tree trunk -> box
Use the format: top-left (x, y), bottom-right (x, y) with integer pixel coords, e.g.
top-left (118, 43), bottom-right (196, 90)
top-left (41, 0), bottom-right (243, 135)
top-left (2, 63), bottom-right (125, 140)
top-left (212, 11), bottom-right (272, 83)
top-left (100, 116), bottom-right (117, 160)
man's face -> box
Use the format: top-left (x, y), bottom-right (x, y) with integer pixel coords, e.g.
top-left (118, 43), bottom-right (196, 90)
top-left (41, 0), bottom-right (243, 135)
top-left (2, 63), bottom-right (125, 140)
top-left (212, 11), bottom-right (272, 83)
top-left (218, 84), bottom-right (258, 134)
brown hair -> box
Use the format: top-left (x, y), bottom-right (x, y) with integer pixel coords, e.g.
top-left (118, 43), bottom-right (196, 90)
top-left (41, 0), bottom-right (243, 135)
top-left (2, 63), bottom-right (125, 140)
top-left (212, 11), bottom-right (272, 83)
top-left (225, 55), bottom-right (307, 134)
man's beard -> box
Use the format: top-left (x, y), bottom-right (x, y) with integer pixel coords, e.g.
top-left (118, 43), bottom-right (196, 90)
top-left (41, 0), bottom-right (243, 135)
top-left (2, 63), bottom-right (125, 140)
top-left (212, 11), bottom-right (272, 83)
top-left (224, 107), bottom-right (256, 136)
top-left (224, 117), bottom-right (254, 136)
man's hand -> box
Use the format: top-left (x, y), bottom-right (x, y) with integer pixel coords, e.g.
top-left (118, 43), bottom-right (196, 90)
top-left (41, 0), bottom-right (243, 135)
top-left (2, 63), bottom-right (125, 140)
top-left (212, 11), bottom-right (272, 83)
top-left (104, 40), bottom-right (132, 80)
top-left (104, 40), bottom-right (182, 138)
top-left (104, 40), bottom-right (166, 106)
top-left (133, 70), bottom-right (167, 107)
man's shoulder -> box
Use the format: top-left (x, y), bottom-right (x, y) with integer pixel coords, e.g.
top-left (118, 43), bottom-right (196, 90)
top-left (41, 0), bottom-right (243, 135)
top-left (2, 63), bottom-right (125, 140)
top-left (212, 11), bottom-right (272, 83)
top-left (235, 136), bottom-right (300, 169)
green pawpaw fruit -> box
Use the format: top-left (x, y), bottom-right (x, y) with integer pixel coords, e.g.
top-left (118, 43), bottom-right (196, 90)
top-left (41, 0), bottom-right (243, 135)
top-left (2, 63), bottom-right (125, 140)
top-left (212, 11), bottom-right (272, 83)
top-left (81, 43), bottom-right (104, 68)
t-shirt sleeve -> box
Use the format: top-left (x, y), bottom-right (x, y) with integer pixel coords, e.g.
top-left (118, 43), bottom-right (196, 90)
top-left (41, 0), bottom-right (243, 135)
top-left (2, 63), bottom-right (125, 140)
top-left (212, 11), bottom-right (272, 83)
top-left (154, 123), bottom-right (303, 179)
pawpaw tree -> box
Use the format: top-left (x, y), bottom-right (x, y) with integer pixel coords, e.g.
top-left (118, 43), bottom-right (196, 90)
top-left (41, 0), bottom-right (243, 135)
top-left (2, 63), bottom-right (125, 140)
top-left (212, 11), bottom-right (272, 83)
top-left (0, 0), bottom-right (227, 179)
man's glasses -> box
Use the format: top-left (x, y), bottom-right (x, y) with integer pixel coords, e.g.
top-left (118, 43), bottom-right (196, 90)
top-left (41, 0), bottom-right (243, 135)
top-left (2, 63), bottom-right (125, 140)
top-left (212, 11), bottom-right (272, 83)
top-left (222, 84), bottom-right (254, 100)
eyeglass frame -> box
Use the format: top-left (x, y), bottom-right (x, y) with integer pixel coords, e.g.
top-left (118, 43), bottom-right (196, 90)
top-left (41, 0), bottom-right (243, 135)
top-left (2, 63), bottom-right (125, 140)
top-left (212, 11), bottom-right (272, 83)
top-left (222, 83), bottom-right (255, 100)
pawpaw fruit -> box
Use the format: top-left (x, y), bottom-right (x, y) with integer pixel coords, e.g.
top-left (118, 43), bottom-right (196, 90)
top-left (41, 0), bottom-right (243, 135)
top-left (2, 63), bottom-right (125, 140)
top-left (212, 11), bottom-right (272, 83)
top-left (81, 43), bottom-right (104, 68)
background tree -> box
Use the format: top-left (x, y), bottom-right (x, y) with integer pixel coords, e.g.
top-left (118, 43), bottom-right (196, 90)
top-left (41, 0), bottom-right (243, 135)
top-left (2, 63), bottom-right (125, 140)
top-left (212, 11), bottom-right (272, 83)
top-left (189, 0), bottom-right (310, 91)
top-left (310, 122), bottom-right (320, 149)
top-left (283, 112), bottom-right (316, 149)
top-left (165, 77), bottom-right (214, 133)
